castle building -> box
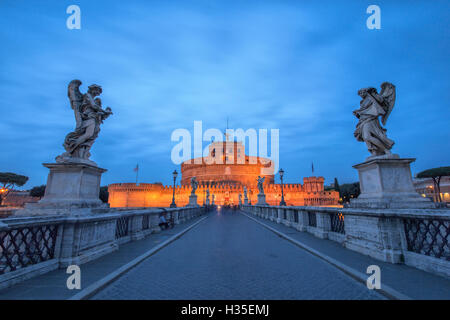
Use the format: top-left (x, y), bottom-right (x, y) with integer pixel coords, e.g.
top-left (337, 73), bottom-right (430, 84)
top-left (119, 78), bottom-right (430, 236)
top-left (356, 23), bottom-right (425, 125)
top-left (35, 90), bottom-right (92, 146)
top-left (108, 139), bottom-right (339, 207)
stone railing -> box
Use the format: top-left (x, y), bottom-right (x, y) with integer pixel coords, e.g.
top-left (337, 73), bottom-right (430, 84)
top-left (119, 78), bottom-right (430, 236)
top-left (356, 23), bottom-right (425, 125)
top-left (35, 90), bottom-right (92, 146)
top-left (241, 205), bottom-right (450, 279)
top-left (0, 206), bottom-right (209, 290)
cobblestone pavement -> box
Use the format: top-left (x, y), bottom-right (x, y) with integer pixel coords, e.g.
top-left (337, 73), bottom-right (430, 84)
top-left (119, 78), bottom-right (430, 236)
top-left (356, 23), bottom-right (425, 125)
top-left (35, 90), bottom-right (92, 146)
top-left (93, 209), bottom-right (384, 299)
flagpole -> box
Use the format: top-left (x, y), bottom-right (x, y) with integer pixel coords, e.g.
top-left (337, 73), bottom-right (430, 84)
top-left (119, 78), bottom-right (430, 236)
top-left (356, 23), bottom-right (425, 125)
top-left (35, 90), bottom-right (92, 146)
top-left (135, 164), bottom-right (139, 185)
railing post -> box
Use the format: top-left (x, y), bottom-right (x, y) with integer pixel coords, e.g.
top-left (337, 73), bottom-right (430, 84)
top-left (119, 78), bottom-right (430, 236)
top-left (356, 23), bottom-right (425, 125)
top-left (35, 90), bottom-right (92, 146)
top-left (296, 209), bottom-right (308, 231)
top-left (315, 212), bottom-right (331, 239)
top-left (58, 221), bottom-right (76, 267)
top-left (344, 214), bottom-right (404, 263)
top-left (130, 214), bottom-right (145, 241)
top-left (59, 214), bottom-right (118, 267)
top-left (284, 208), bottom-right (292, 227)
top-left (276, 208), bottom-right (282, 223)
top-left (150, 212), bottom-right (161, 233)
top-left (173, 210), bottom-right (180, 225)
top-left (178, 209), bottom-right (185, 223)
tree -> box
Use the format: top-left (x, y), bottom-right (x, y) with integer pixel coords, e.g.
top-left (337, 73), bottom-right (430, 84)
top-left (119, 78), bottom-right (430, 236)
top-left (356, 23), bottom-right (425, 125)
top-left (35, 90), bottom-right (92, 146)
top-left (417, 166), bottom-right (450, 203)
top-left (334, 177), bottom-right (341, 194)
top-left (0, 172), bottom-right (29, 206)
top-left (339, 182), bottom-right (361, 204)
top-left (99, 186), bottom-right (109, 203)
top-left (30, 185), bottom-right (46, 198)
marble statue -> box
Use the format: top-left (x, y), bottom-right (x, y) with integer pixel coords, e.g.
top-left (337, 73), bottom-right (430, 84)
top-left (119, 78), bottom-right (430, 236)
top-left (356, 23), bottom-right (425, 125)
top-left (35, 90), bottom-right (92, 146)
top-left (212, 194), bottom-right (215, 205)
top-left (56, 80), bottom-right (113, 165)
top-left (257, 176), bottom-right (265, 194)
top-left (206, 188), bottom-right (210, 203)
top-left (243, 186), bottom-right (248, 199)
top-left (190, 177), bottom-right (198, 195)
top-left (353, 82), bottom-right (396, 159)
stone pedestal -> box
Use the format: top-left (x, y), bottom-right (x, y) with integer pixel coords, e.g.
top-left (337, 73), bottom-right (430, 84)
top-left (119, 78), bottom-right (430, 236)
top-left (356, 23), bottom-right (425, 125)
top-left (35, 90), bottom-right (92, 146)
top-left (256, 194), bottom-right (268, 206)
top-left (244, 198), bottom-right (248, 205)
top-left (350, 158), bottom-right (435, 209)
top-left (188, 194), bottom-right (199, 207)
top-left (15, 162), bottom-right (107, 216)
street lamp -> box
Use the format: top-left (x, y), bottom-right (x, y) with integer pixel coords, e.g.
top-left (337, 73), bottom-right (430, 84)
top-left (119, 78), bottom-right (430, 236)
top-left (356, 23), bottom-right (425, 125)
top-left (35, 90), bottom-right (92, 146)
top-left (170, 170), bottom-right (178, 208)
top-left (279, 168), bottom-right (286, 206)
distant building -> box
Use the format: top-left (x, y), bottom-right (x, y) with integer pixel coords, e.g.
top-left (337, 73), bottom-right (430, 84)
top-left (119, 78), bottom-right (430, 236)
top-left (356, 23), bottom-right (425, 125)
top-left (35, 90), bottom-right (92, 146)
top-left (2, 191), bottom-right (40, 207)
top-left (108, 139), bottom-right (339, 207)
top-left (413, 176), bottom-right (450, 203)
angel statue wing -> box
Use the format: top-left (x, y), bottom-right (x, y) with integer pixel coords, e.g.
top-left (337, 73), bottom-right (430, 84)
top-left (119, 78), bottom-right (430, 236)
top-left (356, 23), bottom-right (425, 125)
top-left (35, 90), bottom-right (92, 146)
top-left (68, 79), bottom-right (84, 129)
top-left (380, 82), bottom-right (396, 126)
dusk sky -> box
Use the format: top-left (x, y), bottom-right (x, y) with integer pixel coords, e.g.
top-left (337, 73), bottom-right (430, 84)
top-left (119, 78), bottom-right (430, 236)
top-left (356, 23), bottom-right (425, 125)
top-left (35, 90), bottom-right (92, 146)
top-left (0, 0), bottom-right (449, 188)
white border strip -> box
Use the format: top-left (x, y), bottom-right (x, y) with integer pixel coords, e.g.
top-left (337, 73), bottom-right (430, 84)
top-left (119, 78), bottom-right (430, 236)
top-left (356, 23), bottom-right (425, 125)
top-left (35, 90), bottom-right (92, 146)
top-left (69, 215), bottom-right (209, 300)
top-left (241, 211), bottom-right (411, 300)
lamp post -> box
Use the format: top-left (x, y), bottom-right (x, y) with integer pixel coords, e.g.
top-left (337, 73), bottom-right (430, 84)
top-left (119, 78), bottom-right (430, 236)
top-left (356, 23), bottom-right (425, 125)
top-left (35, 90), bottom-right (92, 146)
top-left (170, 170), bottom-right (178, 208)
top-left (279, 168), bottom-right (286, 206)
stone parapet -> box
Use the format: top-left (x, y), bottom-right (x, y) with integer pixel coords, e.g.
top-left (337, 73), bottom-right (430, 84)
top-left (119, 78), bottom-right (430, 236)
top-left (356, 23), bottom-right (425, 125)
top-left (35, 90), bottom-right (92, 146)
top-left (0, 206), bottom-right (210, 290)
top-left (241, 204), bottom-right (450, 279)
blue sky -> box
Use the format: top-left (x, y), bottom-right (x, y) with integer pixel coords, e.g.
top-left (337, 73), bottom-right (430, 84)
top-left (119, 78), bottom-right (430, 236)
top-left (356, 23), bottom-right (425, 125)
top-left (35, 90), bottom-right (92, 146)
top-left (0, 0), bottom-right (449, 188)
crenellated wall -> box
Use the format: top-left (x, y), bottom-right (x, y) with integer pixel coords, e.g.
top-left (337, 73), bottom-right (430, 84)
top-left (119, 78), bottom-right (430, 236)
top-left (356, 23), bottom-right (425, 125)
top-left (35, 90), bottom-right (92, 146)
top-left (108, 177), bottom-right (339, 208)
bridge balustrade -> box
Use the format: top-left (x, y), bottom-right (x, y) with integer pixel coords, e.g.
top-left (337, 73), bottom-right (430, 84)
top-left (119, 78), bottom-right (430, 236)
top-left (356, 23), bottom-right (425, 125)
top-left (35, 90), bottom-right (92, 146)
top-left (0, 206), bottom-right (209, 290)
top-left (241, 204), bottom-right (450, 279)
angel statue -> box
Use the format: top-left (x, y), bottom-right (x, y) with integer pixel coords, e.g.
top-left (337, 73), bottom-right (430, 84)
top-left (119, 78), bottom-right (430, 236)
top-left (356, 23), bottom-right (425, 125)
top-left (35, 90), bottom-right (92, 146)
top-left (56, 80), bottom-right (113, 165)
top-left (353, 82), bottom-right (396, 159)
top-left (190, 177), bottom-right (199, 195)
top-left (257, 176), bottom-right (265, 195)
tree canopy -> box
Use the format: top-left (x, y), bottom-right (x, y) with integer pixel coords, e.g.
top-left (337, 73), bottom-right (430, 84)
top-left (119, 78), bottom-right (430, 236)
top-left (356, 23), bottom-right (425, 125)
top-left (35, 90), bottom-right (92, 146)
top-left (0, 172), bottom-right (29, 188)
top-left (416, 166), bottom-right (450, 202)
top-left (99, 186), bottom-right (109, 203)
top-left (334, 177), bottom-right (340, 194)
top-left (30, 185), bottom-right (46, 198)
top-left (339, 182), bottom-right (361, 203)
top-left (417, 166), bottom-right (450, 179)
top-left (0, 172), bottom-right (29, 206)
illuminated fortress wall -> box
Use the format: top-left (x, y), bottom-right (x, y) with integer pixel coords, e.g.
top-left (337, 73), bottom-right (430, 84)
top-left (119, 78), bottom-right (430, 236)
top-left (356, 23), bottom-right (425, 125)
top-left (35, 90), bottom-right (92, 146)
top-left (108, 140), bottom-right (339, 207)
top-left (108, 177), bottom-right (339, 208)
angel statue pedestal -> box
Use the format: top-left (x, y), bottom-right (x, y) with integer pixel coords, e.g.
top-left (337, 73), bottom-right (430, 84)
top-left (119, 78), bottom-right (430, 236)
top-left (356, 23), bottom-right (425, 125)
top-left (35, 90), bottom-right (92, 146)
top-left (15, 162), bottom-right (108, 216)
top-left (39, 162), bottom-right (106, 207)
top-left (256, 194), bottom-right (268, 206)
top-left (188, 195), bottom-right (199, 207)
top-left (350, 158), bottom-right (434, 209)
top-left (349, 82), bottom-right (434, 209)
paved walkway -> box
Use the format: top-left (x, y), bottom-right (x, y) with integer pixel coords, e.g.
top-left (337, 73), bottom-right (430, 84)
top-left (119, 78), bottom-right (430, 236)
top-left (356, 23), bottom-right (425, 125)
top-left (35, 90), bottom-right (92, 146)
top-left (93, 209), bottom-right (383, 299)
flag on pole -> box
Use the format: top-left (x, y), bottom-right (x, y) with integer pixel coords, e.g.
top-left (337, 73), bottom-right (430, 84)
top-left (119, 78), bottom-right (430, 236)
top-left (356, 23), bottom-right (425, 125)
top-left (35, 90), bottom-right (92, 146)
top-left (134, 164), bottom-right (139, 185)
top-left (311, 162), bottom-right (314, 175)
